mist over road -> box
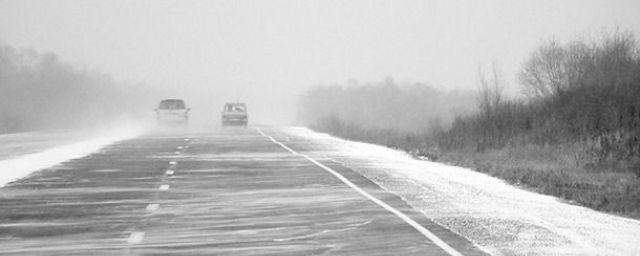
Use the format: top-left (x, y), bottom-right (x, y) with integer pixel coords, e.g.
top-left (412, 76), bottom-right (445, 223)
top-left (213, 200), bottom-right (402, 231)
top-left (0, 127), bottom-right (485, 255)
top-left (2, 1), bottom-right (639, 255)
top-left (1, 126), bottom-right (638, 255)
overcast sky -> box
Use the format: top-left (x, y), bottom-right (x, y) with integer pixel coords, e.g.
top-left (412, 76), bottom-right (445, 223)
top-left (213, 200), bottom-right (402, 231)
top-left (1, 0), bottom-right (639, 123)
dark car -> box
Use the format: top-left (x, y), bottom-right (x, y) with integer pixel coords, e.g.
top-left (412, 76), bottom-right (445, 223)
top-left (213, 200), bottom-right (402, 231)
top-left (155, 99), bottom-right (189, 126)
top-left (221, 103), bottom-right (248, 127)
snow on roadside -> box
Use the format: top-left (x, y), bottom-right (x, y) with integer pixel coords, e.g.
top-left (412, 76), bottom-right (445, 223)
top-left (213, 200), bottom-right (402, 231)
top-left (0, 126), bottom-right (145, 187)
top-left (0, 132), bottom-right (36, 138)
top-left (0, 131), bottom-right (93, 160)
top-left (285, 127), bottom-right (640, 256)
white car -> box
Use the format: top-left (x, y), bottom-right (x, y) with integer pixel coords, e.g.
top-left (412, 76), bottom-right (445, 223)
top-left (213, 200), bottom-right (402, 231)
top-left (155, 99), bottom-right (189, 126)
top-left (221, 103), bottom-right (248, 127)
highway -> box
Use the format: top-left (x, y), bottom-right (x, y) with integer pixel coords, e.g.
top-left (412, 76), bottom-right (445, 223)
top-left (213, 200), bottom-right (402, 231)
top-left (0, 127), bottom-right (487, 255)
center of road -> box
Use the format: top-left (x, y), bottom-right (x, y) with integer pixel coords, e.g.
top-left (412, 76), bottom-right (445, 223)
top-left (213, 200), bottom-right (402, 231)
top-left (127, 140), bottom-right (192, 245)
top-left (256, 128), bottom-right (464, 256)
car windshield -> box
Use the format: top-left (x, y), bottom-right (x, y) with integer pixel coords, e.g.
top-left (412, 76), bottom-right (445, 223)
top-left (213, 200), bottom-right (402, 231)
top-left (224, 104), bottom-right (246, 112)
top-left (159, 100), bottom-right (186, 110)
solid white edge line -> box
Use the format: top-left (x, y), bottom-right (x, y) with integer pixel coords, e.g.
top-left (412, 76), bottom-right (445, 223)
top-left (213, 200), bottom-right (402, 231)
top-left (256, 128), bottom-right (464, 256)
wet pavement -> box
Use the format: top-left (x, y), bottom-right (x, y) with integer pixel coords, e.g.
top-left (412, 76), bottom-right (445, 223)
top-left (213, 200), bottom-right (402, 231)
top-left (0, 127), bottom-right (487, 255)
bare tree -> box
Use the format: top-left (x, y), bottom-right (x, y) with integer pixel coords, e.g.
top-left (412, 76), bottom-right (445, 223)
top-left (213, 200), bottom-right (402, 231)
top-left (477, 62), bottom-right (504, 117)
top-left (519, 40), bottom-right (570, 98)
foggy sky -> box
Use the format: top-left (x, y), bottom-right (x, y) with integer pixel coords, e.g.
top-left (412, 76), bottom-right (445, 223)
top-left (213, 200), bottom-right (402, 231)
top-left (1, 0), bottom-right (639, 124)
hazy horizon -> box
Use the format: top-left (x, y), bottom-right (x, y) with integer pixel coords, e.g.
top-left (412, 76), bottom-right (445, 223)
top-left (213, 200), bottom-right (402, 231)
top-left (2, 0), bottom-right (639, 124)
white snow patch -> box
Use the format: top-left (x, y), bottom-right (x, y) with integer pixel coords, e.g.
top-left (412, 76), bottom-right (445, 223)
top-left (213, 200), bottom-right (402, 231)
top-left (127, 231), bottom-right (145, 244)
top-left (0, 126), bottom-right (144, 187)
top-left (283, 126), bottom-right (640, 256)
top-left (0, 132), bottom-right (36, 139)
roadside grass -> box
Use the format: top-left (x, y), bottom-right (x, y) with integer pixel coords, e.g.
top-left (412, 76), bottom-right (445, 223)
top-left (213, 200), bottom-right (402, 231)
top-left (437, 145), bottom-right (640, 219)
top-left (313, 124), bottom-right (640, 220)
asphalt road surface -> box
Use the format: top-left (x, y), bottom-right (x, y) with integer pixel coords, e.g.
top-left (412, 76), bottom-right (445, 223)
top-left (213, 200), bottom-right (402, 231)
top-left (0, 127), bottom-right (488, 255)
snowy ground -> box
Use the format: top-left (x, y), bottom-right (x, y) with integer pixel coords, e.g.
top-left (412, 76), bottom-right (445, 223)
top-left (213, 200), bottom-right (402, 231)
top-left (0, 126), bottom-right (146, 187)
top-left (2, 125), bottom-right (638, 255)
top-left (284, 127), bottom-right (640, 256)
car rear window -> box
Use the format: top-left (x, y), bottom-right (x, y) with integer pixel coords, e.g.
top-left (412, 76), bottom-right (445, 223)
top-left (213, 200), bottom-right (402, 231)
top-left (224, 104), bottom-right (246, 112)
top-left (159, 100), bottom-right (186, 109)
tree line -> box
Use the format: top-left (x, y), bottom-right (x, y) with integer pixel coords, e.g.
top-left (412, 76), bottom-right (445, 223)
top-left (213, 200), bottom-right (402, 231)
top-left (299, 30), bottom-right (640, 172)
top-left (297, 78), bottom-right (477, 147)
top-left (0, 44), bottom-right (154, 133)
top-left (436, 31), bottom-right (640, 167)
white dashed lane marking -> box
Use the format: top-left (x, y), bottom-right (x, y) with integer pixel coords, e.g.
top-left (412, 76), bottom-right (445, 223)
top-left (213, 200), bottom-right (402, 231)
top-left (146, 203), bottom-right (159, 212)
top-left (126, 147), bottom-right (185, 245)
top-left (127, 231), bottom-right (145, 244)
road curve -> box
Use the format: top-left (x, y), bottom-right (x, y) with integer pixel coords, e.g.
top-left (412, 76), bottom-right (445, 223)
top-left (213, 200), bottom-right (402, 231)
top-left (0, 127), bottom-right (487, 255)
